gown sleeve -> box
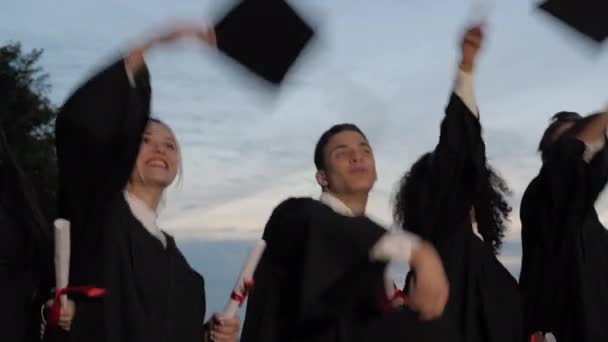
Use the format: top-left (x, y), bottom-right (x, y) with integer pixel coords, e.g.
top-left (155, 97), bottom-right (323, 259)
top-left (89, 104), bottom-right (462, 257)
top-left (423, 71), bottom-right (485, 241)
top-left (55, 58), bottom-right (151, 285)
top-left (56, 58), bottom-right (150, 222)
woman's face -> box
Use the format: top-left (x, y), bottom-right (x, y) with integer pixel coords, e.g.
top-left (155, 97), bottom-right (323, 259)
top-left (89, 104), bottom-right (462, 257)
top-left (130, 121), bottom-right (179, 189)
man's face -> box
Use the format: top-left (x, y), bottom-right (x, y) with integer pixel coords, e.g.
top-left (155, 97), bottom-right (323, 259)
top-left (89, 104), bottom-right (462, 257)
top-left (316, 130), bottom-right (377, 195)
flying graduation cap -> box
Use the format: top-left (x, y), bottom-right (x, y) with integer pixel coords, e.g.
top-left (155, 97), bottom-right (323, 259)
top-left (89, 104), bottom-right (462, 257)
top-left (537, 0), bottom-right (608, 44)
top-left (214, 0), bottom-right (316, 85)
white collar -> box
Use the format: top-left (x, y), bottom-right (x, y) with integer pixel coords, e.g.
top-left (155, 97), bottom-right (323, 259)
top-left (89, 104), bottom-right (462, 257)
top-left (319, 192), bottom-right (355, 217)
top-left (123, 191), bottom-right (167, 248)
top-left (472, 222), bottom-right (484, 241)
top-left (584, 139), bottom-right (606, 163)
top-left (318, 192), bottom-right (393, 232)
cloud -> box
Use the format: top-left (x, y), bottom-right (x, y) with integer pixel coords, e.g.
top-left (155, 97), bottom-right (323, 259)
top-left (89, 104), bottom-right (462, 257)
top-left (4, 0), bottom-right (608, 244)
top-left (11, 3), bottom-right (608, 317)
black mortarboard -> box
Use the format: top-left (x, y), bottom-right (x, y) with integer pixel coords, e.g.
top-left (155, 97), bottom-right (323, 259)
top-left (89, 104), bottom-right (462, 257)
top-left (214, 0), bottom-right (316, 85)
top-left (537, 0), bottom-right (608, 44)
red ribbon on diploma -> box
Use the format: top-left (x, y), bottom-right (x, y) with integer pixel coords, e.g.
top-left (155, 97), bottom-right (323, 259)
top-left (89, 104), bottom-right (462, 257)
top-left (379, 287), bottom-right (408, 313)
top-left (47, 286), bottom-right (106, 329)
top-left (230, 279), bottom-right (255, 307)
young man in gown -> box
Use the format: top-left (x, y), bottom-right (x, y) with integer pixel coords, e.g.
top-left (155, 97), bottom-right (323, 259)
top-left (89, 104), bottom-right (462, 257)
top-left (240, 127), bottom-right (455, 340)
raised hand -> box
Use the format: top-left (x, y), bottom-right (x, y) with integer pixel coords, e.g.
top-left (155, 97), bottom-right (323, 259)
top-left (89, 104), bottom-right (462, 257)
top-left (126, 22), bottom-right (215, 75)
top-left (195, 26), bottom-right (217, 48)
top-left (153, 23), bottom-right (215, 47)
top-left (460, 24), bottom-right (484, 72)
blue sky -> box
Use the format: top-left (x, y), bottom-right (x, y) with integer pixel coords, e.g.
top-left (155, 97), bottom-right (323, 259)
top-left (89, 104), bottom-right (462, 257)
top-left (3, 0), bottom-right (608, 317)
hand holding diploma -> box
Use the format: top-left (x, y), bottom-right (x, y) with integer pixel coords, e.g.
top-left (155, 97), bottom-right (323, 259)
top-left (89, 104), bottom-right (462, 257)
top-left (206, 315), bottom-right (240, 342)
top-left (47, 219), bottom-right (71, 330)
top-left (45, 298), bottom-right (76, 331)
top-left (46, 219), bottom-right (105, 332)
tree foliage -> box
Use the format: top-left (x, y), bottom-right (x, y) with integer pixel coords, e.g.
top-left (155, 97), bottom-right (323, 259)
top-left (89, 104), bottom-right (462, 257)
top-left (0, 42), bottom-right (57, 221)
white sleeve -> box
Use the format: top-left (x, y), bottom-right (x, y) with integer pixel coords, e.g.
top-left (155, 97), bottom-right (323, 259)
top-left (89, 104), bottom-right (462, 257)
top-left (369, 230), bottom-right (421, 265)
top-left (124, 60), bottom-right (137, 88)
top-left (454, 69), bottom-right (479, 118)
top-left (583, 138), bottom-right (606, 163)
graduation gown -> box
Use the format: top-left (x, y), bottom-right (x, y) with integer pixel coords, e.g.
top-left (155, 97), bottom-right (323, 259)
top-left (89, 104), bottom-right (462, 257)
top-left (0, 203), bottom-right (51, 342)
top-left (0, 130), bottom-right (53, 342)
top-left (54, 58), bottom-right (206, 342)
top-left (403, 93), bottom-right (522, 342)
top-left (519, 134), bottom-right (608, 341)
top-left (240, 197), bottom-right (456, 342)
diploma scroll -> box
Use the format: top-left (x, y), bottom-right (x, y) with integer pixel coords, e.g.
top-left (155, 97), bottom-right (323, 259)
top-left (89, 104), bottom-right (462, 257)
top-left (54, 219), bottom-right (71, 308)
top-left (544, 333), bottom-right (556, 342)
top-left (46, 219), bottom-right (70, 329)
top-left (221, 240), bottom-right (266, 318)
top-left (46, 219), bottom-right (106, 331)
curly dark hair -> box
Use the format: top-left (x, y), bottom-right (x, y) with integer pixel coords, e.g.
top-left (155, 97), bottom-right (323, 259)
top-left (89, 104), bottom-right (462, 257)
top-left (393, 152), bottom-right (512, 254)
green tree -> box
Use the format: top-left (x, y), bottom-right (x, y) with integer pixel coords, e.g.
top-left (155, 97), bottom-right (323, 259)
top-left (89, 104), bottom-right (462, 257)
top-left (0, 42), bottom-right (57, 222)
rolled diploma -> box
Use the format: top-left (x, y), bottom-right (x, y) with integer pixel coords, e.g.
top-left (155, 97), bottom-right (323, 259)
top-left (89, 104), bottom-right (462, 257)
top-left (544, 333), bottom-right (556, 342)
top-left (221, 240), bottom-right (266, 318)
top-left (54, 219), bottom-right (71, 307)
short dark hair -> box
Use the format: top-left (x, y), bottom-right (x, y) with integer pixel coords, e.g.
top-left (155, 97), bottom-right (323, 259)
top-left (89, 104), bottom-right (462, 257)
top-left (538, 111), bottom-right (582, 162)
top-left (314, 123), bottom-right (367, 171)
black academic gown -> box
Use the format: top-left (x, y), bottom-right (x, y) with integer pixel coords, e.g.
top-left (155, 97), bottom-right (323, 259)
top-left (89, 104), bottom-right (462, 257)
top-left (53, 58), bottom-right (206, 342)
top-left (0, 210), bottom-right (44, 342)
top-left (519, 135), bottom-right (608, 341)
top-left (0, 130), bottom-right (53, 342)
top-left (403, 93), bottom-right (522, 342)
top-left (0, 205), bottom-right (52, 342)
top-left (240, 198), bottom-right (456, 342)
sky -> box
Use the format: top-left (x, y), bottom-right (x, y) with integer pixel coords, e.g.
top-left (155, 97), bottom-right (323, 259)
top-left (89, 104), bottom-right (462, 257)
top-left (3, 0), bottom-right (608, 317)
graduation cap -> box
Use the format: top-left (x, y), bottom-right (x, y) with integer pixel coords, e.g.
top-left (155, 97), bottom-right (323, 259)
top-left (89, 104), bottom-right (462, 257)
top-left (214, 0), bottom-right (316, 85)
top-left (537, 0), bottom-right (608, 44)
